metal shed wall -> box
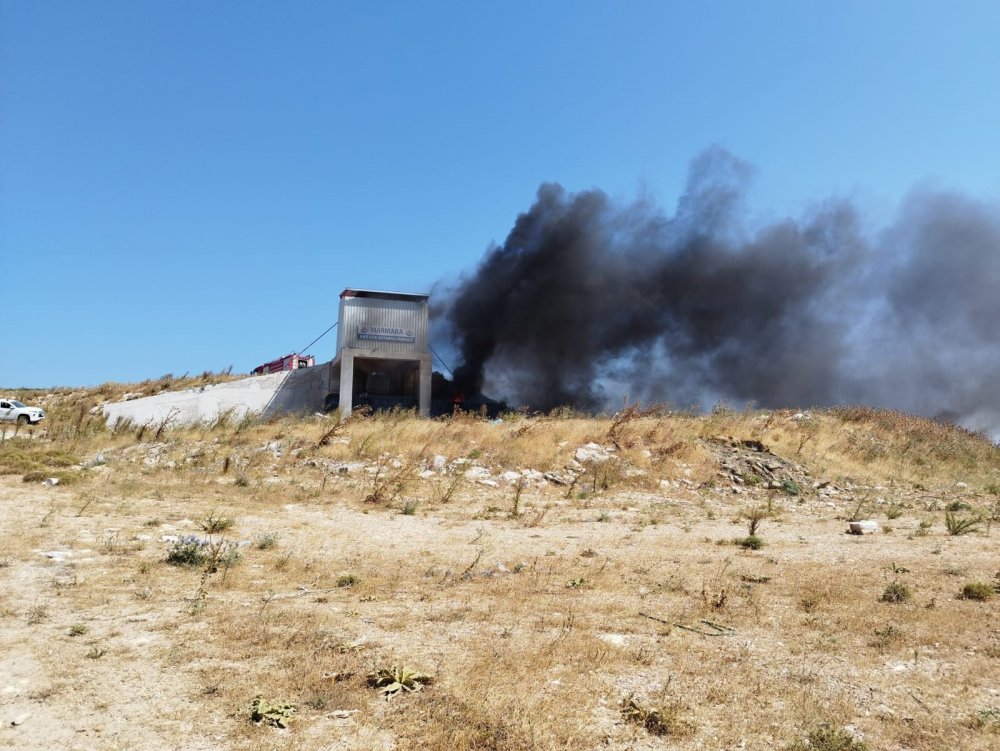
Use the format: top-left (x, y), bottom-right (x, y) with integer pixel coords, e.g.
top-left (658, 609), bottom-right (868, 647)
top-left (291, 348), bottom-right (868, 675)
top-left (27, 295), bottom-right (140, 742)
top-left (337, 296), bottom-right (429, 354)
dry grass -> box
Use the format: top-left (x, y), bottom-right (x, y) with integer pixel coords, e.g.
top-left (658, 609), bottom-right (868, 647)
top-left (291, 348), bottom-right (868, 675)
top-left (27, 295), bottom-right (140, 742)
top-left (1, 384), bottom-right (999, 749)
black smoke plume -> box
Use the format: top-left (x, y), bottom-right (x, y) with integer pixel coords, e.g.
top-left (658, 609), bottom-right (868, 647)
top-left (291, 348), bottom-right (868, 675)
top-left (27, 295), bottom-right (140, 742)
top-left (436, 148), bottom-right (1000, 435)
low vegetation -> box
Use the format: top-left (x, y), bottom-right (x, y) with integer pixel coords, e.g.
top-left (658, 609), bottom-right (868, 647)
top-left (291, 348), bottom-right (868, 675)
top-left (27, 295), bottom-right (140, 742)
top-left (0, 380), bottom-right (998, 749)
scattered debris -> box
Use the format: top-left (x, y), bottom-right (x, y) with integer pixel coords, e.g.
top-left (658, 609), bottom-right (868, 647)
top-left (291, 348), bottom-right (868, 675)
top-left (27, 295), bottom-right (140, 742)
top-left (703, 436), bottom-right (808, 492)
top-left (39, 550), bottom-right (71, 561)
top-left (673, 620), bottom-right (736, 637)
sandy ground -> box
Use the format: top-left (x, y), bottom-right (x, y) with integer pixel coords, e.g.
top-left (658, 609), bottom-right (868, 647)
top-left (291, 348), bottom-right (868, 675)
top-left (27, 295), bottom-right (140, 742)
top-left (1, 464), bottom-right (998, 750)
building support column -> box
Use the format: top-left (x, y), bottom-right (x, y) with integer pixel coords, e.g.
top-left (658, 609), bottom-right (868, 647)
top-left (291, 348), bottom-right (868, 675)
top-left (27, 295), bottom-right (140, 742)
top-left (418, 354), bottom-right (432, 417)
top-left (338, 350), bottom-right (355, 419)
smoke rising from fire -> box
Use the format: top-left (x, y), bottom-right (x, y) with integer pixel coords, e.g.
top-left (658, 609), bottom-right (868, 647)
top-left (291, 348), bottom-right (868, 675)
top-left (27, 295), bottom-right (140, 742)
top-left (436, 148), bottom-right (1000, 434)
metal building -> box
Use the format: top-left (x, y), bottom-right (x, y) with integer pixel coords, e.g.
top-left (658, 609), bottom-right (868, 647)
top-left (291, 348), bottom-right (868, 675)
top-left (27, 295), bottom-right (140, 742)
top-left (330, 289), bottom-right (432, 417)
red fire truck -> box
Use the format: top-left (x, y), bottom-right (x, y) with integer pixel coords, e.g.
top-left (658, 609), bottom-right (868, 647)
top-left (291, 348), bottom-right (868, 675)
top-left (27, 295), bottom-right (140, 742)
top-left (251, 353), bottom-right (315, 376)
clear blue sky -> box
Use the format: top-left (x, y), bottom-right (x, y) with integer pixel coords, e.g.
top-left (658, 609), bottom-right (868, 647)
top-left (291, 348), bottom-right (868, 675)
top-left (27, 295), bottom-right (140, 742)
top-left (3, 1), bottom-right (999, 387)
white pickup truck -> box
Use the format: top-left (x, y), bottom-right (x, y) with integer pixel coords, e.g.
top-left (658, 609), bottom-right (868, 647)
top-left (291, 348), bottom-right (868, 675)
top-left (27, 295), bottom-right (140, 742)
top-left (0, 398), bottom-right (45, 425)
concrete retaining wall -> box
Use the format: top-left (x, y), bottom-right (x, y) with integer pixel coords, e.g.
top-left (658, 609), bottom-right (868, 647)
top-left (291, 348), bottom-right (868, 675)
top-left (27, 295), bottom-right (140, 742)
top-left (103, 363), bottom-right (332, 427)
top-left (262, 362), bottom-right (332, 418)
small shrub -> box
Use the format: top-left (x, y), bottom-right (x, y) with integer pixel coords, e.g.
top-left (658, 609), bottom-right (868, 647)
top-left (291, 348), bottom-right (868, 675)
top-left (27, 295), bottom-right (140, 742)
top-left (365, 455), bottom-right (417, 505)
top-left (799, 592), bottom-right (822, 613)
top-left (880, 581), bottom-right (912, 604)
top-left (211, 542), bottom-right (242, 574)
top-left (870, 624), bottom-right (904, 651)
top-left (621, 696), bottom-right (688, 737)
top-left (791, 725), bottom-right (869, 751)
top-left (590, 461), bottom-right (622, 493)
top-left (26, 604), bottom-right (48, 624)
top-left (780, 478), bottom-right (801, 496)
top-left (336, 574), bottom-right (358, 588)
top-left (947, 501), bottom-right (972, 512)
top-left (69, 623), bottom-right (87, 637)
top-left (742, 506), bottom-right (770, 537)
top-left (199, 510), bottom-right (235, 534)
top-left (945, 512), bottom-right (981, 536)
top-left (86, 646), bottom-right (107, 659)
top-left (234, 475), bottom-right (250, 487)
top-left (885, 505), bottom-right (903, 520)
top-left (432, 470), bottom-right (464, 504)
top-left (739, 535), bottom-right (765, 550)
top-left (366, 666), bottom-right (433, 698)
top-left (959, 582), bottom-right (994, 601)
top-left (254, 533), bottom-right (279, 550)
top-left (969, 707), bottom-right (1000, 731)
top-left (166, 536), bottom-right (209, 567)
top-left (250, 695), bottom-right (296, 728)
top-left (23, 470), bottom-right (81, 486)
top-left (401, 500), bottom-right (418, 516)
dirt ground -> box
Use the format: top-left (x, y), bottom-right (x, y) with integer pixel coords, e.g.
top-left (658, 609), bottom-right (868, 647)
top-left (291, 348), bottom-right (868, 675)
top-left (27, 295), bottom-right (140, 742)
top-left (1, 429), bottom-right (998, 751)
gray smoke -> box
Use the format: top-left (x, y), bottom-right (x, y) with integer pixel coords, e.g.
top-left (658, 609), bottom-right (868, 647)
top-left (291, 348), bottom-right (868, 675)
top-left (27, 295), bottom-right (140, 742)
top-left (437, 147), bottom-right (1000, 434)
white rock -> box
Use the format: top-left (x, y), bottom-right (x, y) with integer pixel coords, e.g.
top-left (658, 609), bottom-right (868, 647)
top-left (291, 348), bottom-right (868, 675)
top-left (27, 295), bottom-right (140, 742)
top-left (500, 471), bottom-right (522, 485)
top-left (42, 477), bottom-right (60, 486)
top-left (418, 470), bottom-right (436, 480)
top-left (464, 467), bottom-right (491, 481)
top-left (575, 443), bottom-right (612, 463)
top-left (848, 520), bottom-right (879, 535)
top-left (432, 455), bottom-right (447, 470)
top-left (598, 633), bottom-right (628, 647)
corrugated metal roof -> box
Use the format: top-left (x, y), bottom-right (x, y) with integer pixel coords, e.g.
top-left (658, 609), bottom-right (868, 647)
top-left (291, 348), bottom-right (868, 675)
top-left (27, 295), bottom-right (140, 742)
top-left (340, 288), bottom-right (429, 302)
